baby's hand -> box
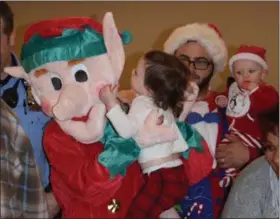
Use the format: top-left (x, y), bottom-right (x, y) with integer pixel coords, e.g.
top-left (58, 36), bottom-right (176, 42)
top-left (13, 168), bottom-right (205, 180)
top-left (99, 84), bottom-right (119, 110)
top-left (215, 95), bottom-right (228, 108)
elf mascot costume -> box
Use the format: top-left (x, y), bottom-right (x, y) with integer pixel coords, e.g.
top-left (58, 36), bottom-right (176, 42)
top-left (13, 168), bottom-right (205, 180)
top-left (5, 12), bottom-right (213, 218)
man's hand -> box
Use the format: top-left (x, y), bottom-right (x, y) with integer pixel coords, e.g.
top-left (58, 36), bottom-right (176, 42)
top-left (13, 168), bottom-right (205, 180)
top-left (99, 84), bottom-right (119, 110)
top-left (216, 134), bottom-right (249, 169)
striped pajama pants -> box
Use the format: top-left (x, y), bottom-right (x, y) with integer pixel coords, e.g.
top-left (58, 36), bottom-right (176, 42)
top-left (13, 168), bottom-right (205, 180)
top-left (219, 126), bottom-right (262, 188)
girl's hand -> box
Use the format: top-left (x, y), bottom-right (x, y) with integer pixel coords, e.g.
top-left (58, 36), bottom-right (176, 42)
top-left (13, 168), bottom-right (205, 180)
top-left (215, 95), bottom-right (228, 108)
top-left (99, 84), bottom-right (119, 110)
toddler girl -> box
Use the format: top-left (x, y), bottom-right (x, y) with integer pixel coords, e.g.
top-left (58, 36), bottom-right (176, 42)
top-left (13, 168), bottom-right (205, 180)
top-left (99, 50), bottom-right (197, 218)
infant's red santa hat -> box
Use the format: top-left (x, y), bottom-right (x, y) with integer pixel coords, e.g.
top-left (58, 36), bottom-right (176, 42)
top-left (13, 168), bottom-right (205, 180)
top-left (228, 45), bottom-right (268, 72)
top-left (164, 23), bottom-right (228, 73)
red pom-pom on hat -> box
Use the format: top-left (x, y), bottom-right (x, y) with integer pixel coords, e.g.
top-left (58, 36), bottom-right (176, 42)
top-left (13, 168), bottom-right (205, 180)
top-left (208, 23), bottom-right (223, 38)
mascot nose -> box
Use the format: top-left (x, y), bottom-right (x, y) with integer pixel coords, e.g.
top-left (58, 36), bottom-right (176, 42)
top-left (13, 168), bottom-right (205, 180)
top-left (52, 84), bottom-right (88, 121)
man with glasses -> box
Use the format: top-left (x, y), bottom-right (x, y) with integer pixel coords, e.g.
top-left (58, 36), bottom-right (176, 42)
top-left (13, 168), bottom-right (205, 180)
top-left (164, 23), bottom-right (261, 219)
top-left (0, 1), bottom-right (59, 218)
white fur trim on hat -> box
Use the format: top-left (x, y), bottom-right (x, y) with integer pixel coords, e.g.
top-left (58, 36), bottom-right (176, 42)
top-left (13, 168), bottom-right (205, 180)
top-left (228, 53), bottom-right (268, 72)
top-left (164, 23), bottom-right (228, 73)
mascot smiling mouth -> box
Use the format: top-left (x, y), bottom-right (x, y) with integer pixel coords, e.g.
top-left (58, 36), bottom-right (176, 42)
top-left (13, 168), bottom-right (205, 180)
top-left (72, 107), bottom-right (92, 122)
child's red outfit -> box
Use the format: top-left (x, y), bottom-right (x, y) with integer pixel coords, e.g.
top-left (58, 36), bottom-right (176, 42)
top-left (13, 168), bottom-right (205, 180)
top-left (217, 82), bottom-right (279, 186)
top-left (126, 165), bottom-right (188, 218)
top-left (226, 82), bottom-right (278, 146)
top-left (217, 45), bottom-right (279, 187)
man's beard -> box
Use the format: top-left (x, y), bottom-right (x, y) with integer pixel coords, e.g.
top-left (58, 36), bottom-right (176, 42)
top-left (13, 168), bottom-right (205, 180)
top-left (198, 71), bottom-right (213, 91)
top-left (190, 70), bottom-right (213, 93)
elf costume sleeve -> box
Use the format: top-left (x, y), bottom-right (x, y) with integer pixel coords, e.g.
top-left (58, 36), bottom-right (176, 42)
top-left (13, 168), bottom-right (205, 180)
top-left (177, 121), bottom-right (213, 185)
top-left (44, 120), bottom-right (143, 218)
top-left (99, 120), bottom-right (141, 178)
top-left (43, 120), bottom-right (123, 203)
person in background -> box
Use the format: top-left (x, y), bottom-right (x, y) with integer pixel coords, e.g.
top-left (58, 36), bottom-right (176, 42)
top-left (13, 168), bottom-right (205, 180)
top-left (222, 104), bottom-right (279, 218)
top-left (0, 1), bottom-right (58, 217)
top-left (0, 98), bottom-right (49, 218)
top-left (163, 23), bottom-right (262, 218)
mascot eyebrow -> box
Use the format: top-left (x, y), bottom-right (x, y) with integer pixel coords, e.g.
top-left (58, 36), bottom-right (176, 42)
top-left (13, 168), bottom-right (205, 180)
top-left (34, 59), bottom-right (85, 78)
top-left (34, 69), bottom-right (48, 77)
top-left (68, 59), bottom-right (85, 66)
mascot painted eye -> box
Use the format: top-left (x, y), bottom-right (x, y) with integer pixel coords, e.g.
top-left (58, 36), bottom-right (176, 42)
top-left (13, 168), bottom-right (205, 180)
top-left (49, 73), bottom-right (63, 91)
top-left (75, 70), bottom-right (88, 82)
top-left (51, 77), bottom-right (62, 90)
top-left (71, 63), bottom-right (89, 82)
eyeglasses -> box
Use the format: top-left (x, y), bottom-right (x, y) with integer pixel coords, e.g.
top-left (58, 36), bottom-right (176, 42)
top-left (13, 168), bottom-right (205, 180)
top-left (179, 57), bottom-right (213, 70)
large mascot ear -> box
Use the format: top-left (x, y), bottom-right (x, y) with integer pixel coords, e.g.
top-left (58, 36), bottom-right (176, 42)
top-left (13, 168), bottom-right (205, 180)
top-left (4, 66), bottom-right (30, 83)
top-left (103, 12), bottom-right (125, 81)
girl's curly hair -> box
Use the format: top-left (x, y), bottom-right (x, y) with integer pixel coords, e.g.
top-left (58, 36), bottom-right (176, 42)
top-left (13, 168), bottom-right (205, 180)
top-left (143, 50), bottom-right (191, 117)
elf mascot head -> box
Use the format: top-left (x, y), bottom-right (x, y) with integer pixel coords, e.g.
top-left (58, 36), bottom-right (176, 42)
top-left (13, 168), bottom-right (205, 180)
top-left (4, 12), bottom-right (149, 218)
top-left (6, 13), bottom-right (132, 143)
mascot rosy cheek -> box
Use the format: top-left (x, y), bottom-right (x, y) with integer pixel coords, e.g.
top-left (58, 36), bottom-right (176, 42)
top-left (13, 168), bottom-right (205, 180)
top-left (4, 13), bottom-right (144, 218)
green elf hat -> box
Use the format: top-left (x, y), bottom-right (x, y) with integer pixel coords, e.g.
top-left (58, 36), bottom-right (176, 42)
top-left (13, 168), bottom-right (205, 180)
top-left (21, 17), bottom-right (132, 73)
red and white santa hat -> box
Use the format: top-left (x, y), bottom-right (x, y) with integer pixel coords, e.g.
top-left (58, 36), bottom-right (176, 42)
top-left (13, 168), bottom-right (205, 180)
top-left (228, 45), bottom-right (268, 72)
top-left (164, 23), bottom-right (228, 73)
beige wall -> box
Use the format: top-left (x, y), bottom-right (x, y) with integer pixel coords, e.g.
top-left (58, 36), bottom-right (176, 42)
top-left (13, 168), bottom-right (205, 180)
top-left (9, 1), bottom-right (279, 91)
